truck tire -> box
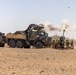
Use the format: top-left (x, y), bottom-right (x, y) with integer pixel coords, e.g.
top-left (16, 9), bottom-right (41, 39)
top-left (16, 41), bottom-right (23, 48)
top-left (9, 40), bottom-right (15, 48)
top-left (36, 41), bottom-right (43, 48)
top-left (24, 45), bottom-right (30, 48)
top-left (0, 43), bottom-right (4, 47)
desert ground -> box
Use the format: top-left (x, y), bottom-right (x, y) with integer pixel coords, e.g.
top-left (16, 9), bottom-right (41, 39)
top-left (0, 46), bottom-right (76, 75)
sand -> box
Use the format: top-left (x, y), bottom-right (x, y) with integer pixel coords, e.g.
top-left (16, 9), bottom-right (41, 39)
top-left (0, 47), bottom-right (76, 75)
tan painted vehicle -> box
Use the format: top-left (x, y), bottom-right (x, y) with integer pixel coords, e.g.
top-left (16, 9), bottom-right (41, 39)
top-left (6, 31), bottom-right (27, 48)
top-left (0, 32), bottom-right (6, 47)
top-left (6, 24), bottom-right (51, 48)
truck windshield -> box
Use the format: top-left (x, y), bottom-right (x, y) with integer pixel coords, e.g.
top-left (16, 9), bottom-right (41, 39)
top-left (39, 32), bottom-right (44, 36)
top-left (39, 32), bottom-right (48, 37)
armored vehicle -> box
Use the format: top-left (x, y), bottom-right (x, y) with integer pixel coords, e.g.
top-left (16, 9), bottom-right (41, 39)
top-left (6, 24), bottom-right (51, 48)
top-left (0, 32), bottom-right (6, 47)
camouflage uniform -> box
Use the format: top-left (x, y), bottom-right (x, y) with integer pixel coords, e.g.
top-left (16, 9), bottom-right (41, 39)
top-left (70, 40), bottom-right (74, 49)
top-left (55, 40), bottom-right (59, 49)
top-left (66, 40), bottom-right (69, 49)
top-left (52, 40), bottom-right (55, 48)
top-left (59, 36), bottom-right (65, 49)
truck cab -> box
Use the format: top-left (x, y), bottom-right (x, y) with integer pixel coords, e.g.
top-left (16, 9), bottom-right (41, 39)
top-left (26, 26), bottom-right (51, 48)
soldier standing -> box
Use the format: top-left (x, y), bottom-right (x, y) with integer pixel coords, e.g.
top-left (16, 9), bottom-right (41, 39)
top-left (52, 40), bottom-right (55, 48)
top-left (66, 40), bottom-right (69, 49)
top-left (60, 36), bottom-right (65, 49)
top-left (70, 40), bottom-right (74, 49)
top-left (55, 39), bottom-right (59, 49)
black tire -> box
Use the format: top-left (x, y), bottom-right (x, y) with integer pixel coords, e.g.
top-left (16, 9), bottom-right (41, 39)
top-left (9, 40), bottom-right (15, 48)
top-left (35, 41), bottom-right (43, 48)
top-left (16, 41), bottom-right (23, 48)
top-left (0, 43), bottom-right (4, 47)
top-left (24, 45), bottom-right (30, 48)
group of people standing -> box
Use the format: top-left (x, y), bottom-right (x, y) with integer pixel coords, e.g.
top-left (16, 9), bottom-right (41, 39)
top-left (50, 36), bottom-right (74, 49)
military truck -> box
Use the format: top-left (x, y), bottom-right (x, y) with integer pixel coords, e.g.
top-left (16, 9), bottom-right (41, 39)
top-left (6, 24), bottom-right (51, 48)
top-left (0, 32), bottom-right (6, 47)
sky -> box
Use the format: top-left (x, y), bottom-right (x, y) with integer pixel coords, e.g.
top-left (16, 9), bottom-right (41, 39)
top-left (0, 0), bottom-right (76, 39)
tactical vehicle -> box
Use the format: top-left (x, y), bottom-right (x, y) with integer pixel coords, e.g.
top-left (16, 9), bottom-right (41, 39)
top-left (6, 24), bottom-right (51, 48)
top-left (0, 32), bottom-right (6, 47)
